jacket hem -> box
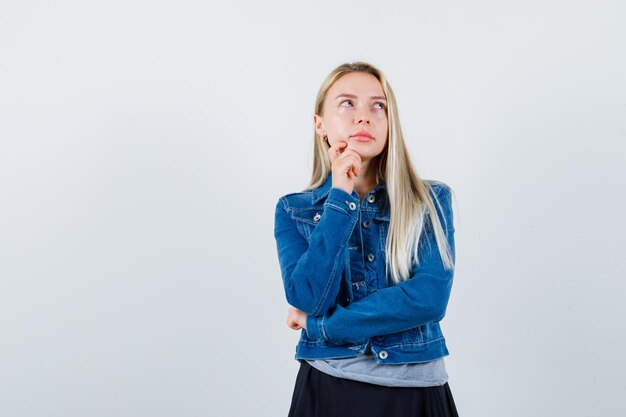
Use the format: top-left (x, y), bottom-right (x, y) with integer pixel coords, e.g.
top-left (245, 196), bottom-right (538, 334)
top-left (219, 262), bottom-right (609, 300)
top-left (295, 338), bottom-right (450, 364)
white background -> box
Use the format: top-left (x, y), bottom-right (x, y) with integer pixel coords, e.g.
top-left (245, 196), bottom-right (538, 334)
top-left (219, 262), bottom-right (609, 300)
top-left (1, 1), bottom-right (624, 416)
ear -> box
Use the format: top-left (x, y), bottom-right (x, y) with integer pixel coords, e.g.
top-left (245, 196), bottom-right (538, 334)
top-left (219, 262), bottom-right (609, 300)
top-left (313, 114), bottom-right (326, 137)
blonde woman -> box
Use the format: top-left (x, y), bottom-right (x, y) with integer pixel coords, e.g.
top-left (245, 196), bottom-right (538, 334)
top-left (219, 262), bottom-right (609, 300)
top-left (274, 61), bottom-right (460, 417)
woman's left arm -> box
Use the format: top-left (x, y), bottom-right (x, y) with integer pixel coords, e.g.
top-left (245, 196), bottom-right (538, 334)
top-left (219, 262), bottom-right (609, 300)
top-left (304, 185), bottom-right (455, 345)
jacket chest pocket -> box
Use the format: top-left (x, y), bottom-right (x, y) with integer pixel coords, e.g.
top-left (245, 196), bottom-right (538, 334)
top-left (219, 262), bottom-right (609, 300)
top-left (291, 208), bottom-right (324, 242)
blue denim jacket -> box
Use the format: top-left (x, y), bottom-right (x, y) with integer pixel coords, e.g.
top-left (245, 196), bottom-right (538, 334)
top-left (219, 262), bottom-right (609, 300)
top-left (274, 173), bottom-right (455, 364)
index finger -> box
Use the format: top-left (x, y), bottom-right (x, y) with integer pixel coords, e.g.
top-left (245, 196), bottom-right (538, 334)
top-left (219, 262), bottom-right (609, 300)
top-left (328, 141), bottom-right (348, 162)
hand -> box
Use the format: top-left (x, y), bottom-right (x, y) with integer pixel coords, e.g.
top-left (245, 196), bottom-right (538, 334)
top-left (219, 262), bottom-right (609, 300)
top-left (328, 141), bottom-right (362, 195)
top-left (286, 306), bottom-right (308, 331)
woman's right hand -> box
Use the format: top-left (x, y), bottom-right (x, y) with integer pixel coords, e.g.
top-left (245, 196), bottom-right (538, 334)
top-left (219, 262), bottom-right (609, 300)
top-left (328, 141), bottom-right (362, 195)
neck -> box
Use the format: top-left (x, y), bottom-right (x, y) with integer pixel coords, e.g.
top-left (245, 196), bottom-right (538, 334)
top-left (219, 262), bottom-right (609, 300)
top-left (352, 159), bottom-right (379, 200)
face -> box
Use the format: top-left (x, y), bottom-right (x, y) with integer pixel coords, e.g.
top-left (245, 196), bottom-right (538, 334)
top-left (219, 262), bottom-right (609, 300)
top-left (314, 72), bottom-right (388, 161)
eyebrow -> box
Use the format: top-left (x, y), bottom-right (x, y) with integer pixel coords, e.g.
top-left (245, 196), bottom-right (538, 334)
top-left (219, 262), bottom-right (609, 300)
top-left (335, 93), bottom-right (387, 101)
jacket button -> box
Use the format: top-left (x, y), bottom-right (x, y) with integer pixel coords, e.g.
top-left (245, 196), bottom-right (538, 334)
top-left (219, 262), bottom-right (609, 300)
top-left (363, 219), bottom-right (371, 228)
top-left (313, 213), bottom-right (321, 222)
top-left (348, 202), bottom-right (357, 210)
top-left (379, 350), bottom-right (388, 359)
top-left (367, 253), bottom-right (375, 262)
top-left (367, 194), bottom-right (375, 203)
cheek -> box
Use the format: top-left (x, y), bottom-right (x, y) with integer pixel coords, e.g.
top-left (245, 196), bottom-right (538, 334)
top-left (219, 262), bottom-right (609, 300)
top-left (377, 119), bottom-right (388, 136)
top-left (330, 119), bottom-right (355, 136)
top-left (374, 112), bottom-right (387, 124)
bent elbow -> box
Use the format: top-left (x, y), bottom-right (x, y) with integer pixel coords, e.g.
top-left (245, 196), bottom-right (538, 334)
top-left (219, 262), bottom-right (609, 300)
top-left (430, 291), bottom-right (452, 322)
top-left (284, 291), bottom-right (322, 317)
top-left (284, 291), bottom-right (313, 316)
top-left (284, 291), bottom-right (331, 318)
top-left (432, 305), bottom-right (447, 322)
top-left (282, 275), bottom-right (337, 317)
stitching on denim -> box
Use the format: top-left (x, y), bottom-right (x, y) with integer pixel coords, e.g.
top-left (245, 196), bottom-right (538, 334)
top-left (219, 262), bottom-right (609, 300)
top-left (323, 202), bottom-right (349, 216)
top-left (377, 336), bottom-right (445, 349)
top-left (431, 185), bottom-right (447, 233)
top-left (379, 221), bottom-right (388, 252)
top-left (294, 221), bottom-right (308, 240)
top-left (320, 314), bottom-right (328, 340)
top-left (296, 335), bottom-right (445, 348)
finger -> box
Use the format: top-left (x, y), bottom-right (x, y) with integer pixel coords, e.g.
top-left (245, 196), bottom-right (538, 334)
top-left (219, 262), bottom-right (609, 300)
top-left (340, 154), bottom-right (361, 173)
top-left (334, 141), bottom-right (348, 151)
top-left (346, 155), bottom-right (361, 173)
top-left (346, 163), bottom-right (355, 177)
top-left (336, 152), bottom-right (358, 167)
top-left (328, 141), bottom-right (348, 162)
top-left (329, 143), bottom-right (346, 161)
top-left (342, 148), bottom-right (362, 162)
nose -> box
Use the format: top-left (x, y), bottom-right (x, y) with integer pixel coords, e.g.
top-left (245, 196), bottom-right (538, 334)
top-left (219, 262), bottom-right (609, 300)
top-left (354, 111), bottom-right (371, 125)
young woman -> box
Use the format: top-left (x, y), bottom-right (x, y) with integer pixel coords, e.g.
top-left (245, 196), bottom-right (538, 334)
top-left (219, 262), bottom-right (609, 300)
top-left (274, 61), bottom-right (460, 417)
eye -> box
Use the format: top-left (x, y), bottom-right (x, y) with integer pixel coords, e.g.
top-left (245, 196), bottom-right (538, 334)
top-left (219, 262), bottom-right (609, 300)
top-left (374, 102), bottom-right (386, 110)
top-left (340, 100), bottom-right (354, 107)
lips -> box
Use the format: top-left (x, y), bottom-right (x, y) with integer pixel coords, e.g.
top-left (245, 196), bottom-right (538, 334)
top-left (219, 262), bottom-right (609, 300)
top-left (351, 131), bottom-right (374, 140)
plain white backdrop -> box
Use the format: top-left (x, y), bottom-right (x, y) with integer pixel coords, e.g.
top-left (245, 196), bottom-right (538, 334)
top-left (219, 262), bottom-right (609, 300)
top-left (0, 1), bottom-right (624, 416)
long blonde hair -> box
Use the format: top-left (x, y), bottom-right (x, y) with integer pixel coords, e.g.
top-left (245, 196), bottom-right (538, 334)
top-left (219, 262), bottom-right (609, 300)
top-left (304, 61), bottom-right (455, 285)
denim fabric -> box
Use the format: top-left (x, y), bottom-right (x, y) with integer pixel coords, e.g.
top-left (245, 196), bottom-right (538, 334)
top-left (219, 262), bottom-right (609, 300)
top-left (274, 173), bottom-right (455, 364)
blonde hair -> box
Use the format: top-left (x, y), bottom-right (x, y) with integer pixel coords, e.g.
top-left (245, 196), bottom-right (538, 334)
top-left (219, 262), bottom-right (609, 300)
top-left (304, 61), bottom-right (455, 285)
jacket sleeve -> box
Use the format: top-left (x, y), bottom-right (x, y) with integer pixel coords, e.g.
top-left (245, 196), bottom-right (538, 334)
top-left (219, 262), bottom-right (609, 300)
top-left (305, 184), bottom-right (455, 344)
top-left (274, 187), bottom-right (360, 317)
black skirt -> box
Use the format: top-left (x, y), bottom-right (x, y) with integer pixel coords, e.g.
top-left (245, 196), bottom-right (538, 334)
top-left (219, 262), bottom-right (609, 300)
top-left (288, 360), bottom-right (460, 417)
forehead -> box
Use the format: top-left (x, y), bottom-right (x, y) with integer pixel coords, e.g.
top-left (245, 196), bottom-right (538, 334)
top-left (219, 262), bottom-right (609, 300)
top-left (327, 72), bottom-right (384, 98)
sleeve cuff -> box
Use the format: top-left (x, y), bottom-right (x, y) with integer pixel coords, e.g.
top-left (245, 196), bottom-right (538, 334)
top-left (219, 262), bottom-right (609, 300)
top-left (324, 187), bottom-right (360, 218)
top-left (305, 313), bottom-right (329, 341)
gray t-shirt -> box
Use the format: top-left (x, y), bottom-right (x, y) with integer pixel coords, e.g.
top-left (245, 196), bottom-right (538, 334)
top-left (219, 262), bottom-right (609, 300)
top-left (305, 341), bottom-right (448, 387)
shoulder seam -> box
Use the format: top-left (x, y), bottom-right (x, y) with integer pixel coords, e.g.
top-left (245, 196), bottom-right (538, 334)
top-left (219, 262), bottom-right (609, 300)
top-left (278, 190), bottom-right (316, 211)
top-left (277, 195), bottom-right (290, 212)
